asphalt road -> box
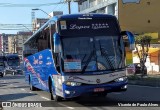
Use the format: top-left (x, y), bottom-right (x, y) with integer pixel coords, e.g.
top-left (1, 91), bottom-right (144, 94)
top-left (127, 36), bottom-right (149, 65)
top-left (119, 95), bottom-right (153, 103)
top-left (0, 75), bottom-right (160, 110)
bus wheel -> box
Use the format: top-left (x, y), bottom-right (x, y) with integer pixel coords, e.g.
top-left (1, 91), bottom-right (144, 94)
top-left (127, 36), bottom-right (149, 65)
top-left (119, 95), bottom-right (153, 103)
top-left (29, 80), bottom-right (36, 91)
top-left (3, 71), bottom-right (6, 76)
top-left (51, 83), bottom-right (62, 102)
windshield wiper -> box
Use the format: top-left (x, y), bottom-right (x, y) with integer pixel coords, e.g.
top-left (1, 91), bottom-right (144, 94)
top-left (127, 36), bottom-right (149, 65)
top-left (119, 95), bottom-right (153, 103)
top-left (99, 41), bottom-right (115, 70)
top-left (81, 50), bottom-right (95, 74)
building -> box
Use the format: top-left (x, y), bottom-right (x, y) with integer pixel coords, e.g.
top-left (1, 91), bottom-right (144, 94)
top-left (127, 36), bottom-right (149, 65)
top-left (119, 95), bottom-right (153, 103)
top-left (77, 0), bottom-right (160, 37)
top-left (0, 35), bottom-right (2, 55)
top-left (7, 32), bottom-right (32, 60)
top-left (8, 36), bottom-right (16, 54)
top-left (16, 32), bottom-right (33, 60)
top-left (77, 0), bottom-right (118, 17)
top-left (32, 18), bottom-right (49, 32)
top-left (0, 34), bottom-right (15, 55)
top-left (118, 0), bottom-right (160, 36)
top-left (49, 11), bottom-right (63, 18)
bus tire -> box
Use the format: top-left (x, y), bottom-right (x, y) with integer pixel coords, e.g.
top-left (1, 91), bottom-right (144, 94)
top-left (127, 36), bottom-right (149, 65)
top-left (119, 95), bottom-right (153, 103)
top-left (50, 83), bottom-right (62, 102)
top-left (29, 77), bottom-right (36, 91)
top-left (3, 71), bottom-right (6, 76)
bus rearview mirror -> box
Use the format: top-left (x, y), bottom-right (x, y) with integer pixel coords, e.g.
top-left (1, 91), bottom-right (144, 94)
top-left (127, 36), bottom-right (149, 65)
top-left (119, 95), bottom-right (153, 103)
top-left (121, 31), bottom-right (135, 50)
top-left (53, 33), bottom-right (61, 53)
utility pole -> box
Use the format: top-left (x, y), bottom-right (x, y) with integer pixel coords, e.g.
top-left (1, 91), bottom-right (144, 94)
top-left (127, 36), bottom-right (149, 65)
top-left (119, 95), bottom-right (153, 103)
top-left (68, 0), bottom-right (71, 14)
top-left (65, 0), bottom-right (71, 14)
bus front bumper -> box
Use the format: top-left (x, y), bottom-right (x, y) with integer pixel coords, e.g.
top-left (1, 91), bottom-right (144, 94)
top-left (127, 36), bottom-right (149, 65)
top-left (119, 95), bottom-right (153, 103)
top-left (62, 81), bottom-right (127, 98)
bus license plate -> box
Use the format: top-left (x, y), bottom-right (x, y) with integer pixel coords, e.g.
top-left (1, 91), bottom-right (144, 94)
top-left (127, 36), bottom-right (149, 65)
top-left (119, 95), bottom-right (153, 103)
top-left (94, 88), bottom-right (105, 92)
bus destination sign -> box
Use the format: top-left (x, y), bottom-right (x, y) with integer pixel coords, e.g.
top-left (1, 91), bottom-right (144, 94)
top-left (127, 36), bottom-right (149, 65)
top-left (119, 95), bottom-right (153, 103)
top-left (59, 19), bottom-right (120, 36)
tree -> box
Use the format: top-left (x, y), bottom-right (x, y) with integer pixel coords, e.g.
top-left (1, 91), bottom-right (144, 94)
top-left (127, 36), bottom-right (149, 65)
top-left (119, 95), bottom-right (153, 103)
top-left (135, 35), bottom-right (151, 76)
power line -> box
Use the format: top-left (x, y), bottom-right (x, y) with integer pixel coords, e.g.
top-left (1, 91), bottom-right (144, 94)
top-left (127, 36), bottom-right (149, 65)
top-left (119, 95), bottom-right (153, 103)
top-left (0, 2), bottom-right (65, 7)
top-left (51, 0), bottom-right (63, 11)
top-left (0, 24), bottom-right (32, 31)
top-left (0, 28), bottom-right (32, 30)
top-left (0, 24), bottom-right (32, 25)
top-left (53, 0), bottom-right (66, 12)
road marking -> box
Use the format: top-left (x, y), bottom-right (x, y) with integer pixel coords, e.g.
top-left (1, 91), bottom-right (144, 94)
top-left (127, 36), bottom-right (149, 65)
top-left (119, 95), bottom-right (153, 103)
top-left (41, 96), bottom-right (74, 109)
top-left (29, 92), bottom-right (32, 93)
top-left (58, 103), bottom-right (74, 109)
top-left (129, 85), bottom-right (160, 88)
top-left (41, 96), bottom-right (50, 100)
top-left (21, 88), bottom-right (25, 91)
top-left (113, 93), bottom-right (122, 95)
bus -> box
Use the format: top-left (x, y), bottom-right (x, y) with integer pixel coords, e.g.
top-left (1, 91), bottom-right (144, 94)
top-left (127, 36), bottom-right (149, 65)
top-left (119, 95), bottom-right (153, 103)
top-left (5, 54), bottom-right (23, 75)
top-left (23, 14), bottom-right (135, 101)
top-left (0, 56), bottom-right (6, 77)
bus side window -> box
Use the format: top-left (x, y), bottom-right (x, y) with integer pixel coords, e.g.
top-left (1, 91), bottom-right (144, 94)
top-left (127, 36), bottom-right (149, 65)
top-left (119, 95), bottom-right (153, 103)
top-left (50, 24), bottom-right (55, 51)
top-left (37, 25), bottom-right (52, 52)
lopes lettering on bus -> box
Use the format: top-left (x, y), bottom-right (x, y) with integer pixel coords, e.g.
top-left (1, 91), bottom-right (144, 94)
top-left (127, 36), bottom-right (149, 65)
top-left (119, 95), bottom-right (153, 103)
top-left (69, 23), bottom-right (109, 30)
top-left (59, 19), bottom-right (119, 36)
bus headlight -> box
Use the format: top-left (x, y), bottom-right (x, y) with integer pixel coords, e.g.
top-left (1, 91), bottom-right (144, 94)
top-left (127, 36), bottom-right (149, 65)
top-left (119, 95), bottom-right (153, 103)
top-left (65, 81), bottom-right (82, 86)
top-left (114, 77), bottom-right (127, 82)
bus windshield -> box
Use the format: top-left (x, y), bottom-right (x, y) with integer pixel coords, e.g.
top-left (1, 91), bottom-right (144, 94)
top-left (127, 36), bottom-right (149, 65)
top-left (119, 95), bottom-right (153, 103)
top-left (8, 60), bottom-right (19, 66)
top-left (61, 36), bottom-right (125, 73)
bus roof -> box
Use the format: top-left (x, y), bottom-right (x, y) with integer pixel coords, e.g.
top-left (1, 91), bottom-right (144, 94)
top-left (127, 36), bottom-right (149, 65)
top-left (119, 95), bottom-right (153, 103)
top-left (57, 14), bottom-right (116, 20)
top-left (23, 14), bottom-right (117, 45)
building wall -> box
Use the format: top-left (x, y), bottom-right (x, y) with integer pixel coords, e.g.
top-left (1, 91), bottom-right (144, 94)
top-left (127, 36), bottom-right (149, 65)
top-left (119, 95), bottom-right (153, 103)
top-left (8, 36), bottom-right (15, 53)
top-left (78, 0), bottom-right (118, 17)
top-left (78, 0), bottom-right (160, 36)
top-left (0, 34), bottom-right (9, 54)
top-left (0, 35), bottom-right (2, 55)
top-left (16, 32), bottom-right (32, 60)
top-left (119, 0), bottom-right (160, 35)
top-left (32, 18), bottom-right (49, 32)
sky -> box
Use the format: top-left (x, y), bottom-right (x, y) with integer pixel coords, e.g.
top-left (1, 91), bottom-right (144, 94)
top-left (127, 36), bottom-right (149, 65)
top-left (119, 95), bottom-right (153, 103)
top-left (0, 0), bottom-right (78, 34)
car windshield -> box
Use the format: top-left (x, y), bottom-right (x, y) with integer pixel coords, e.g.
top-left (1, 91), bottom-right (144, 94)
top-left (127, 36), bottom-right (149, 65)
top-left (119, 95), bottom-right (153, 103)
top-left (61, 36), bottom-right (125, 73)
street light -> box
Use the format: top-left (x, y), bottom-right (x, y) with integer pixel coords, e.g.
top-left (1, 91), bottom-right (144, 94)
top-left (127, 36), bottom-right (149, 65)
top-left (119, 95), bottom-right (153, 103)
top-left (32, 8), bottom-right (52, 18)
top-left (17, 24), bottom-right (32, 32)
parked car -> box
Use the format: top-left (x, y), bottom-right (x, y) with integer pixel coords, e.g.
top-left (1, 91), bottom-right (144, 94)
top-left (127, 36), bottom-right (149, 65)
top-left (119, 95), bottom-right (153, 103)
top-left (0, 62), bottom-right (5, 77)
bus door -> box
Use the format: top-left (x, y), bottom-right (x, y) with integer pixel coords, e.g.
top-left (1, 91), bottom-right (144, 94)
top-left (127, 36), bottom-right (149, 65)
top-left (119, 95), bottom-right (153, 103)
top-left (53, 53), bottom-right (63, 97)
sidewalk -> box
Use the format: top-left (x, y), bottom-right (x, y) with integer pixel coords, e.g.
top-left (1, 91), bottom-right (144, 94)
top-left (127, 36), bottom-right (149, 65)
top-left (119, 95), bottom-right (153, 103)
top-left (128, 74), bottom-right (160, 87)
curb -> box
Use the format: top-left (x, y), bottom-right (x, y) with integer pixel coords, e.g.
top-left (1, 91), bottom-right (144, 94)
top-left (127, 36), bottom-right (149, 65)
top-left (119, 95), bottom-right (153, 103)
top-left (128, 80), bottom-right (160, 87)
